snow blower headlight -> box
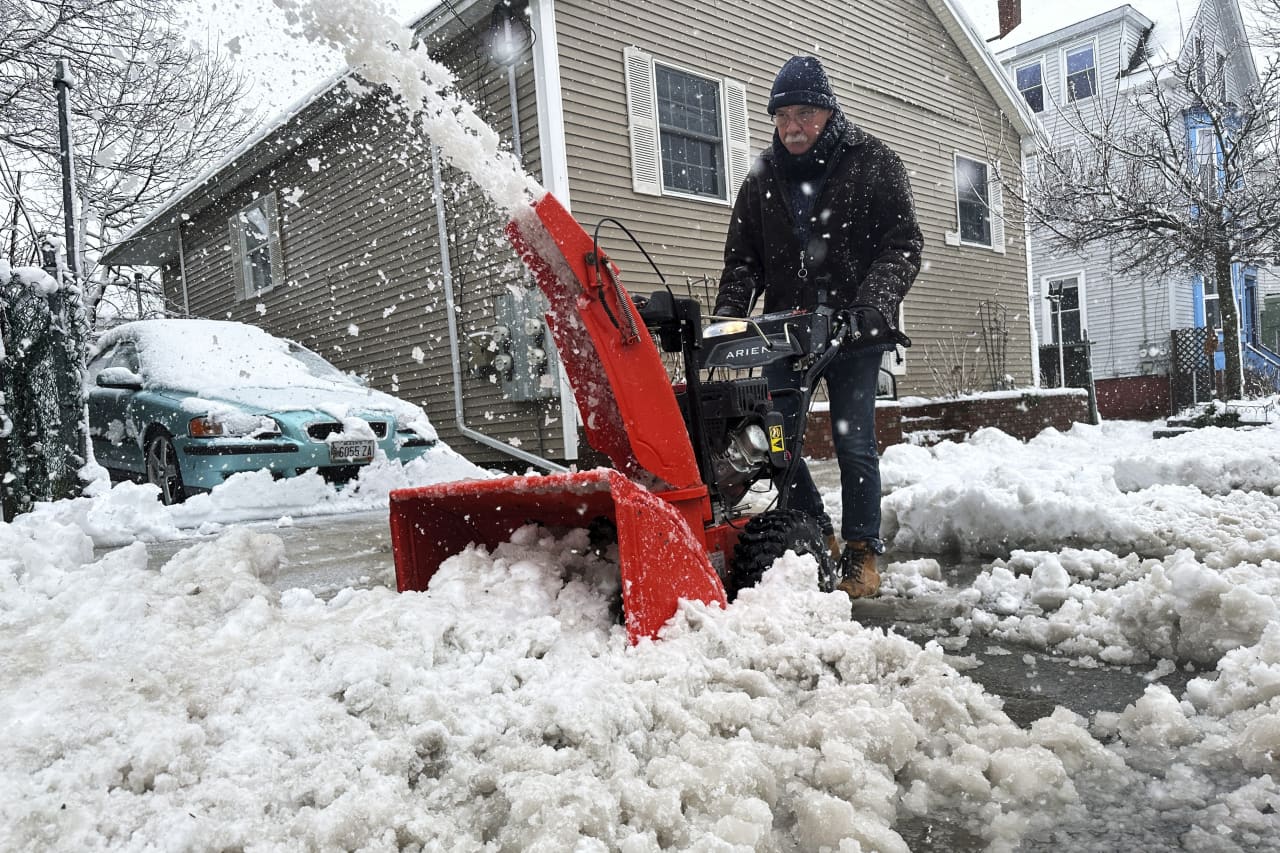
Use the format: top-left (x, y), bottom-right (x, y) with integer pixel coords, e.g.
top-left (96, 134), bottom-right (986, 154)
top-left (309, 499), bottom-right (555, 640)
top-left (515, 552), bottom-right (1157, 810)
top-left (704, 320), bottom-right (751, 338)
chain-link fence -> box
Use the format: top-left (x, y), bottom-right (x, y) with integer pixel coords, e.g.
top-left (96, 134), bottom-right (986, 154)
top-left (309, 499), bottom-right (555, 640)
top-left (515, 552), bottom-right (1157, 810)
top-left (0, 259), bottom-right (90, 521)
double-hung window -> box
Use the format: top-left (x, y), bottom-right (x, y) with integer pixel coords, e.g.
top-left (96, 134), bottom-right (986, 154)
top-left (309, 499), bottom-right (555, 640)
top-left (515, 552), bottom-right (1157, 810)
top-left (1194, 124), bottom-right (1218, 200)
top-left (1065, 43), bottom-right (1097, 101)
top-left (624, 47), bottom-right (750, 203)
top-left (1203, 273), bottom-right (1221, 329)
top-left (947, 154), bottom-right (1004, 252)
top-left (1044, 274), bottom-right (1084, 343)
top-left (229, 192), bottom-right (283, 299)
top-left (1016, 60), bottom-right (1044, 113)
top-left (655, 66), bottom-right (725, 198)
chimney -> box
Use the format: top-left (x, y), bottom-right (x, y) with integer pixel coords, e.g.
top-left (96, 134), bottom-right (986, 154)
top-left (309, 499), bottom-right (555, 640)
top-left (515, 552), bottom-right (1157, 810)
top-left (997, 0), bottom-right (1021, 39)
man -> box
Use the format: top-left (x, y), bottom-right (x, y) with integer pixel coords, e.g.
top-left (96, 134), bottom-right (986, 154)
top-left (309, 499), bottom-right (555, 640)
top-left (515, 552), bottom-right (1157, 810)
top-left (714, 55), bottom-right (923, 599)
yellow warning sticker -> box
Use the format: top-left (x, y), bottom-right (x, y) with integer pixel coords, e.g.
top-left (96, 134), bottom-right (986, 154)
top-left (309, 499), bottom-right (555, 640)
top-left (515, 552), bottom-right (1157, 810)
top-left (769, 424), bottom-right (785, 453)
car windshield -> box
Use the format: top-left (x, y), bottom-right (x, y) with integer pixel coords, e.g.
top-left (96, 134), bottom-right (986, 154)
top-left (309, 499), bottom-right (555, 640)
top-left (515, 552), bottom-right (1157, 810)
top-left (286, 343), bottom-right (353, 383)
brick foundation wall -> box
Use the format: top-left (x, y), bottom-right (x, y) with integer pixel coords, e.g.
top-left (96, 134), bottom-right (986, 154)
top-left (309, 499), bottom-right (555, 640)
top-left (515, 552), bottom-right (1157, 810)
top-left (1094, 375), bottom-right (1170, 421)
top-left (804, 403), bottom-right (903, 457)
top-left (804, 389), bottom-right (1090, 458)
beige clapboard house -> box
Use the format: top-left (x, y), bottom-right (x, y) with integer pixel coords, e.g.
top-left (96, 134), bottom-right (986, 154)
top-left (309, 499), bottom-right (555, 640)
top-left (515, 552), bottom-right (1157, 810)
top-left (103, 0), bottom-right (1040, 469)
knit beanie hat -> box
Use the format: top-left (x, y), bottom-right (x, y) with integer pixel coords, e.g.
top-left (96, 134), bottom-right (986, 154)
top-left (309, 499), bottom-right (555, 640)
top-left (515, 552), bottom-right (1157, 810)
top-left (768, 55), bottom-right (838, 115)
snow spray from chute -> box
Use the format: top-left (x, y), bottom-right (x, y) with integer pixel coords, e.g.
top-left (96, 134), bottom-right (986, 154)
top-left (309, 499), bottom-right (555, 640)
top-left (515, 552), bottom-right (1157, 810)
top-left (275, 0), bottom-right (542, 212)
top-left (278, 0), bottom-right (727, 641)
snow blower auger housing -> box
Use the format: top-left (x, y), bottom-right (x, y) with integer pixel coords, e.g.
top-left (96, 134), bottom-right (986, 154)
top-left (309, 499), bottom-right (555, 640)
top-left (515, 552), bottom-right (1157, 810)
top-left (390, 192), bottom-right (867, 642)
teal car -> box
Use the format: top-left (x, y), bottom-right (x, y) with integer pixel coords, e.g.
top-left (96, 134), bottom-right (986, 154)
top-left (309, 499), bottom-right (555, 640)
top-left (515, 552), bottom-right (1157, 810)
top-left (86, 319), bottom-right (438, 504)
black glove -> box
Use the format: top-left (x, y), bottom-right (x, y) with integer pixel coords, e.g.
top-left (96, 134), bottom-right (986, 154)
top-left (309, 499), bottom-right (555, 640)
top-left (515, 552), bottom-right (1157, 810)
top-left (714, 265), bottom-right (757, 319)
top-left (848, 306), bottom-right (891, 344)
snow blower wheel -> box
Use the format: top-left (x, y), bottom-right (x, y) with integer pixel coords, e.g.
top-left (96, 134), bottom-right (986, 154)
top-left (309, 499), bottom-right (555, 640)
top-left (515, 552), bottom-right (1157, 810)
top-left (729, 509), bottom-right (836, 599)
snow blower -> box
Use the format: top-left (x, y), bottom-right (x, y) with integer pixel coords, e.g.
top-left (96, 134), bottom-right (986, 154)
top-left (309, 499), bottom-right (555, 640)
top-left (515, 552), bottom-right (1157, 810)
top-left (389, 192), bottom-right (875, 642)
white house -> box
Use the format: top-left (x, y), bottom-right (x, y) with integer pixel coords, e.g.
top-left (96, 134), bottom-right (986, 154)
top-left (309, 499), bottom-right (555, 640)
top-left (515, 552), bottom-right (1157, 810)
top-left (959, 0), bottom-right (1276, 417)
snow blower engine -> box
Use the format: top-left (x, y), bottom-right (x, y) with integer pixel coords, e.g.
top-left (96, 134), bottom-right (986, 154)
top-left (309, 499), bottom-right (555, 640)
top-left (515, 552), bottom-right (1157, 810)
top-left (389, 193), bottom-right (878, 642)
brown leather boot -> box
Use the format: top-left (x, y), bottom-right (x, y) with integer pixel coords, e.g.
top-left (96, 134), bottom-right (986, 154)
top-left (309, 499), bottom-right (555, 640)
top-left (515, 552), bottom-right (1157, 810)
top-left (825, 533), bottom-right (841, 565)
top-left (836, 540), bottom-right (881, 599)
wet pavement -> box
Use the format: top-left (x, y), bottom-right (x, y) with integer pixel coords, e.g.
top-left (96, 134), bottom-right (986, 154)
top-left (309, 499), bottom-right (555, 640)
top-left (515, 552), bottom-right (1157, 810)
top-left (136, 509), bottom-right (398, 596)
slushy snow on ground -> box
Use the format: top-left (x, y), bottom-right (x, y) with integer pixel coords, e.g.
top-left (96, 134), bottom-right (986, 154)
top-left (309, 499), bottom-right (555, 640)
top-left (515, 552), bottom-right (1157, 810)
top-left (3, 414), bottom-right (1280, 851)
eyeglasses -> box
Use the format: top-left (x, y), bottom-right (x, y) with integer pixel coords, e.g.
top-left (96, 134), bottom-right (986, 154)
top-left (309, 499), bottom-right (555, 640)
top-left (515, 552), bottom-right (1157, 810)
top-left (773, 106), bottom-right (826, 126)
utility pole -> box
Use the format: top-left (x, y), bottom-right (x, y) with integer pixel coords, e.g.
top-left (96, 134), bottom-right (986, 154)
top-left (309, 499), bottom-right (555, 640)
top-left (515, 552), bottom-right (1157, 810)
top-left (53, 59), bottom-right (80, 282)
top-left (51, 59), bottom-right (91, 498)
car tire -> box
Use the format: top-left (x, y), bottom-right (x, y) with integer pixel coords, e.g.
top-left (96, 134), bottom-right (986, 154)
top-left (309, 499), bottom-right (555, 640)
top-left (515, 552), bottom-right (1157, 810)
top-left (145, 432), bottom-right (188, 505)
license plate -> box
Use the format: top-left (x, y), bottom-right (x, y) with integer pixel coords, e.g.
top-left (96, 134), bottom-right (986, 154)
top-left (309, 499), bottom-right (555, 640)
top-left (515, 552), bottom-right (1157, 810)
top-left (328, 439), bottom-right (374, 462)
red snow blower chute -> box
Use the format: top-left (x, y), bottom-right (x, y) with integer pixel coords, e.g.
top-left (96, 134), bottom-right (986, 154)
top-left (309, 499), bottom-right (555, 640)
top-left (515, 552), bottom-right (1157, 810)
top-left (390, 192), bottom-right (877, 642)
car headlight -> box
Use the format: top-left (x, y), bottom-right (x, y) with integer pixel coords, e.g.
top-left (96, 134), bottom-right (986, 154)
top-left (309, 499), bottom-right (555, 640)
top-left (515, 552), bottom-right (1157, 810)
top-left (189, 416), bottom-right (225, 437)
top-left (188, 415), bottom-right (280, 438)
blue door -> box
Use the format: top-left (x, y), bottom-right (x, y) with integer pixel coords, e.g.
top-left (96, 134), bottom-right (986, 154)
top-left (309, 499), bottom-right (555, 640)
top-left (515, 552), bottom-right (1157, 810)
top-left (1242, 273), bottom-right (1258, 345)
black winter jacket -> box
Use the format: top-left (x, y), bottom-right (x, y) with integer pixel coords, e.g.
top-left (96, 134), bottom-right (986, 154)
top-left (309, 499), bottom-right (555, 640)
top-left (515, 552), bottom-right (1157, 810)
top-left (715, 123), bottom-right (923, 344)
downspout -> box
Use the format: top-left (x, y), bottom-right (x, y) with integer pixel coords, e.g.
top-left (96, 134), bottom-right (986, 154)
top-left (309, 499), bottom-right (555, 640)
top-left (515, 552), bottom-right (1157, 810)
top-left (1021, 141), bottom-right (1041, 387)
top-left (432, 144), bottom-right (566, 472)
top-left (175, 224), bottom-right (189, 316)
top-left (529, 0), bottom-right (579, 461)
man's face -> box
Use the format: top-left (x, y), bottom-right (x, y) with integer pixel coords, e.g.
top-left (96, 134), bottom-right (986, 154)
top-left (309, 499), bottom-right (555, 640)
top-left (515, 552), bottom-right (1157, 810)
top-left (773, 105), bottom-right (833, 155)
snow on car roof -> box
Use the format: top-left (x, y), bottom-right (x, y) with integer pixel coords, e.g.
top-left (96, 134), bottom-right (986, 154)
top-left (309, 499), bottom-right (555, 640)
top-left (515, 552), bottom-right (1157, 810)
top-left (96, 319), bottom-right (363, 395)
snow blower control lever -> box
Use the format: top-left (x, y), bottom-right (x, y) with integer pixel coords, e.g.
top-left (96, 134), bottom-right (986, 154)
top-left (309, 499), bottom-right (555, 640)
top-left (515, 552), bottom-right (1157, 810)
top-left (389, 193), bottom-right (872, 642)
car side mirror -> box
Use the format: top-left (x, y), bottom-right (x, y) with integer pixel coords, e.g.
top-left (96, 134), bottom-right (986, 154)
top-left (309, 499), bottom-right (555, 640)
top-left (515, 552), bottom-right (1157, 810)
top-left (96, 367), bottom-right (143, 390)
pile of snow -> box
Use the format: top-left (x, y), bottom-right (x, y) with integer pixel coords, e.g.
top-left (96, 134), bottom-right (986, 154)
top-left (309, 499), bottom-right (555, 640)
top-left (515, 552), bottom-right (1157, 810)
top-left (882, 419), bottom-right (1280, 557)
top-left (881, 418), bottom-right (1280, 669)
top-left (3, 411), bottom-right (1280, 848)
top-left (867, 415), bottom-right (1280, 848)
top-left (53, 447), bottom-right (488, 548)
top-left (0, 523), bottom-right (1109, 851)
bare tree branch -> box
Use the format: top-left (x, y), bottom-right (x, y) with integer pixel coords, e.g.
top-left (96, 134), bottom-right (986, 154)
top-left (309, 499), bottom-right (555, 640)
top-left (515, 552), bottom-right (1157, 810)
top-left (0, 0), bottom-right (260, 316)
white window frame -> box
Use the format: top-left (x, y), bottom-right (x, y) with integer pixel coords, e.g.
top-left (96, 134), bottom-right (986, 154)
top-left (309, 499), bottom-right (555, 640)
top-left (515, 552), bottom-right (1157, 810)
top-left (945, 153), bottom-right (1005, 253)
top-left (1062, 40), bottom-right (1099, 103)
top-left (624, 46), bottom-right (749, 204)
top-left (1192, 123), bottom-right (1219, 199)
top-left (1202, 273), bottom-right (1222, 331)
top-left (1040, 271), bottom-right (1088, 344)
top-left (1014, 59), bottom-right (1045, 113)
top-left (229, 192), bottom-right (283, 300)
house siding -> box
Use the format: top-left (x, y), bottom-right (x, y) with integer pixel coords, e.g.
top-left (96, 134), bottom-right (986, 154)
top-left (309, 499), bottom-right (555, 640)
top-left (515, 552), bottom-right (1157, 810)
top-left (554, 0), bottom-right (1035, 397)
top-left (162, 48), bottom-right (560, 468)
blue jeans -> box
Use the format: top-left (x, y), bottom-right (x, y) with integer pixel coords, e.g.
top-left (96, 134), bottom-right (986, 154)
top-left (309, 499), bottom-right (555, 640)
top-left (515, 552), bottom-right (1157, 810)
top-left (763, 348), bottom-right (883, 551)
